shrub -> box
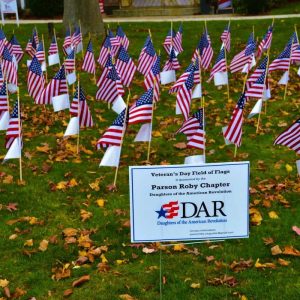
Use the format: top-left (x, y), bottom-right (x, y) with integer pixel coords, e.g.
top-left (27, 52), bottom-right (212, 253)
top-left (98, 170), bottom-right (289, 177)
top-left (27, 0), bottom-right (63, 18)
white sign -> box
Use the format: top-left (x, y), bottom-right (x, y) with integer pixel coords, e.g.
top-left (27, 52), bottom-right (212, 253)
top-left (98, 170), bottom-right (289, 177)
top-left (130, 162), bottom-right (249, 242)
top-left (0, 0), bottom-right (19, 25)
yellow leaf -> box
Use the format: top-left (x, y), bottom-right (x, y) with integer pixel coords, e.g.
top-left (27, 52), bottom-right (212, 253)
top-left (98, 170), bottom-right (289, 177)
top-left (190, 283), bottom-right (201, 289)
top-left (241, 296), bottom-right (248, 300)
top-left (255, 258), bottom-right (276, 269)
top-left (285, 164), bottom-right (293, 173)
top-left (152, 131), bottom-right (162, 137)
top-left (0, 279), bottom-right (9, 288)
top-left (249, 208), bottom-right (263, 225)
top-left (173, 244), bottom-right (185, 251)
top-left (56, 181), bottom-right (68, 190)
top-left (68, 178), bottom-right (78, 187)
top-left (55, 132), bottom-right (64, 138)
top-left (96, 199), bottom-right (105, 207)
top-left (278, 258), bottom-right (290, 266)
top-left (39, 239), bottom-right (49, 252)
top-left (116, 259), bottom-right (125, 265)
top-left (101, 254), bottom-right (108, 263)
top-left (65, 143), bottom-right (77, 153)
top-left (24, 239), bottom-right (33, 247)
top-left (9, 234), bottom-right (18, 240)
top-left (80, 209), bottom-right (93, 222)
top-left (271, 245), bottom-right (282, 255)
top-left (36, 143), bottom-right (51, 153)
top-left (269, 211), bottom-right (279, 219)
top-left (29, 217), bottom-right (38, 225)
top-left (3, 175), bottom-right (13, 184)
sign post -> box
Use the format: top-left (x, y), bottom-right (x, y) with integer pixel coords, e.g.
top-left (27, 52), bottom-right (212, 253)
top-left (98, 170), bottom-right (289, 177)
top-left (0, 0), bottom-right (19, 26)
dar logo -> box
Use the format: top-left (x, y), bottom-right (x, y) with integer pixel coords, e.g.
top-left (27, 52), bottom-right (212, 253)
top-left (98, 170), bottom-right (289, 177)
top-left (156, 201), bottom-right (179, 219)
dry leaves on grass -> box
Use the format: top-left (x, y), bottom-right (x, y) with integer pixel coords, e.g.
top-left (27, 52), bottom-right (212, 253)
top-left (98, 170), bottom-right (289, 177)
top-left (72, 275), bottom-right (90, 287)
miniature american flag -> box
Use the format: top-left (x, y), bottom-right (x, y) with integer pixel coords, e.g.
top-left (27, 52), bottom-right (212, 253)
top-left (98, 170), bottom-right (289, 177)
top-left (268, 43), bottom-right (291, 72)
top-left (5, 101), bottom-right (21, 149)
top-left (82, 39), bottom-right (96, 75)
top-left (64, 49), bottom-right (76, 73)
top-left (98, 36), bottom-right (112, 68)
top-left (245, 71), bottom-right (266, 99)
top-left (220, 23), bottom-right (231, 52)
top-left (163, 47), bottom-right (180, 71)
top-left (7, 35), bottom-right (24, 63)
top-left (144, 55), bottom-right (161, 102)
top-left (208, 46), bottom-right (226, 82)
top-left (116, 25), bottom-right (129, 51)
top-left (48, 36), bottom-right (59, 55)
top-left (257, 26), bottom-right (273, 59)
top-left (137, 36), bottom-right (156, 76)
top-left (2, 46), bottom-right (17, 87)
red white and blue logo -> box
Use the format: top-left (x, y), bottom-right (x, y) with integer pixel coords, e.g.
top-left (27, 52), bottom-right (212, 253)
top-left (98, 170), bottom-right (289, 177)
top-left (156, 201), bottom-right (179, 219)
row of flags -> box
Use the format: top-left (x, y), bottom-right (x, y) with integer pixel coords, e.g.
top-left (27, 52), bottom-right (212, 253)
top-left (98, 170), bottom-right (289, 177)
top-left (0, 22), bottom-right (299, 179)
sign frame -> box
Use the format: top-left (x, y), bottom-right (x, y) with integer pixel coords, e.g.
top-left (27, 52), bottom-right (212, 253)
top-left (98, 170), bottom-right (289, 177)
top-left (130, 162), bottom-right (250, 243)
top-left (0, 0), bottom-right (19, 26)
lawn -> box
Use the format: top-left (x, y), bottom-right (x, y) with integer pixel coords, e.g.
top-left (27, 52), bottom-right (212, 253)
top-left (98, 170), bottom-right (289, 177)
top-left (270, 1), bottom-right (300, 15)
top-left (0, 17), bottom-right (300, 300)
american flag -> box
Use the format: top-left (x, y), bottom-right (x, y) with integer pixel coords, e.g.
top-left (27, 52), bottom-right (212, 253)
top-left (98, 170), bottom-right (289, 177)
top-left (268, 43), bottom-right (291, 72)
top-left (35, 42), bottom-right (45, 63)
top-left (115, 45), bottom-right (136, 87)
top-left (7, 35), bottom-right (24, 63)
top-left (144, 55), bottom-right (160, 102)
top-left (174, 23), bottom-right (184, 54)
top-left (96, 54), bottom-right (113, 87)
top-left (170, 58), bottom-right (199, 93)
top-left (177, 108), bottom-right (205, 150)
top-left (257, 26), bottom-right (273, 58)
top-left (223, 93), bottom-right (247, 147)
top-left (156, 201), bottom-right (179, 219)
top-left (246, 56), bottom-right (268, 90)
top-left (0, 82), bottom-right (8, 114)
top-left (108, 29), bottom-right (120, 57)
top-left (208, 46), bottom-right (226, 82)
top-left (5, 101), bottom-right (21, 149)
top-left (72, 26), bottom-right (82, 49)
top-left (32, 28), bottom-right (39, 47)
top-left (96, 65), bottom-right (124, 103)
top-left (0, 64), bottom-right (3, 87)
top-left (48, 36), bottom-right (59, 55)
top-left (291, 44), bottom-right (300, 64)
top-left (245, 71), bottom-right (266, 99)
top-left (129, 88), bottom-right (153, 125)
top-left (37, 65), bottom-right (68, 105)
top-left (163, 47), bottom-right (180, 71)
top-left (63, 28), bottom-right (72, 55)
top-left (98, 35), bottom-right (112, 67)
top-left (82, 39), bottom-right (96, 75)
top-left (220, 23), bottom-right (231, 52)
top-left (25, 39), bottom-right (36, 58)
top-left (193, 29), bottom-right (213, 70)
top-left (116, 25), bottom-right (129, 51)
top-left (137, 36), bottom-right (156, 75)
top-left (99, 0), bottom-right (104, 13)
top-left (230, 33), bottom-right (256, 73)
top-left (96, 108), bottom-right (127, 149)
top-left (0, 28), bottom-right (7, 56)
top-left (70, 86), bottom-right (93, 127)
top-left (290, 32), bottom-right (300, 64)
top-left (27, 56), bottom-right (45, 103)
top-left (2, 46), bottom-right (17, 86)
top-left (274, 118), bottom-right (300, 154)
top-left (163, 28), bottom-right (176, 55)
top-left (176, 69), bottom-right (194, 121)
top-left (64, 49), bottom-right (75, 73)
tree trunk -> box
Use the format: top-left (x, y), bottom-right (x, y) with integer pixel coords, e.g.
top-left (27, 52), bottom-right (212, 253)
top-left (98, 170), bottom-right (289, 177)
top-left (63, 0), bottom-right (105, 36)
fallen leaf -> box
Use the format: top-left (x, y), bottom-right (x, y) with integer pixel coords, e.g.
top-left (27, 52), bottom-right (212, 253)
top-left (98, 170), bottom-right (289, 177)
top-left (72, 275), bottom-right (90, 287)
top-left (119, 294), bottom-right (135, 300)
top-left (96, 199), bottom-right (105, 207)
top-left (282, 246), bottom-right (300, 256)
top-left (80, 209), bottom-right (93, 222)
top-left (173, 142), bottom-right (186, 149)
top-left (63, 289), bottom-right (73, 297)
top-left (249, 208), bottom-right (263, 225)
top-left (190, 283), bottom-right (201, 289)
top-left (62, 228), bottom-right (78, 237)
top-left (263, 237), bottom-right (274, 245)
top-left (142, 247), bottom-right (156, 254)
top-left (9, 233), bottom-right (18, 240)
top-left (254, 258), bottom-right (276, 269)
top-left (271, 245), bottom-right (282, 255)
top-left (206, 256), bottom-right (215, 263)
top-left (3, 175), bottom-right (13, 184)
top-left (39, 239), bottom-right (49, 252)
top-left (101, 254), bottom-right (108, 263)
top-left (285, 164), bottom-right (293, 173)
top-left (24, 239), bottom-right (33, 247)
top-left (292, 226), bottom-right (300, 236)
top-left (0, 279), bottom-right (9, 288)
top-left (36, 143), bottom-right (51, 153)
top-left (5, 203), bottom-right (18, 212)
top-left (173, 244), bottom-right (185, 251)
top-left (278, 258), bottom-right (290, 266)
top-left (269, 211), bottom-right (279, 219)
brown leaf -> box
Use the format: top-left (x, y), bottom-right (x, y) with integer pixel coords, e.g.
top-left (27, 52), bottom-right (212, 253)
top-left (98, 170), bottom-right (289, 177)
top-left (4, 286), bottom-right (11, 298)
top-left (36, 143), bottom-right (51, 153)
top-left (3, 175), bottom-right (13, 184)
top-left (80, 209), bottom-right (93, 222)
top-left (206, 256), bottom-right (215, 263)
top-left (11, 287), bottom-right (27, 298)
top-left (173, 142), bottom-right (187, 149)
top-left (263, 237), bottom-right (274, 245)
top-left (62, 228), bottom-right (78, 237)
top-left (207, 275), bottom-right (238, 287)
top-left (119, 294), bottom-right (135, 300)
top-left (63, 289), bottom-right (73, 297)
top-left (72, 275), bottom-right (90, 287)
top-left (97, 262), bottom-right (110, 272)
top-left (271, 245), bottom-right (282, 255)
top-left (6, 203), bottom-right (18, 212)
top-left (255, 258), bottom-right (276, 269)
top-left (278, 258), bottom-right (290, 266)
top-left (38, 239), bottom-right (49, 252)
top-left (282, 246), bottom-right (300, 256)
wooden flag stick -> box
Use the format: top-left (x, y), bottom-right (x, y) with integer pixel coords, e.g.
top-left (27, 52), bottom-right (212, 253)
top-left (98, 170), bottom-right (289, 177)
top-left (53, 28), bottom-right (61, 67)
top-left (234, 145), bottom-right (238, 158)
top-left (76, 75), bottom-right (80, 154)
top-left (17, 87), bottom-right (22, 181)
top-left (147, 80), bottom-right (156, 163)
top-left (113, 91), bottom-right (131, 187)
top-left (224, 40), bottom-right (230, 102)
top-left (148, 28), bottom-right (152, 42)
top-left (42, 34), bottom-right (48, 83)
top-left (202, 96), bottom-right (206, 158)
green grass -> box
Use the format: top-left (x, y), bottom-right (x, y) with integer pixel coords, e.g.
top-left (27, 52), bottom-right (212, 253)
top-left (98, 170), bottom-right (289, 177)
top-left (270, 1), bottom-right (300, 15)
top-left (0, 19), bottom-right (300, 300)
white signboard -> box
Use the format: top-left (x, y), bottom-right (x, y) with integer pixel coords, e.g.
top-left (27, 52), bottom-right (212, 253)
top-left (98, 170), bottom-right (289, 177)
top-left (0, 0), bottom-right (19, 25)
top-left (130, 162), bottom-right (249, 242)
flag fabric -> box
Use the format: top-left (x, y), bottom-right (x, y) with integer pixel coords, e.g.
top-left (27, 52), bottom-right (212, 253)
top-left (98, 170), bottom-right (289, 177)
top-left (96, 54), bottom-right (113, 87)
top-left (174, 23), bottom-right (184, 54)
top-left (257, 26), bottom-right (273, 58)
top-left (0, 28), bottom-right (7, 56)
top-left (193, 29), bottom-right (213, 70)
top-left (220, 23), bottom-right (231, 52)
top-left (163, 28), bottom-right (176, 55)
top-left (82, 39), bottom-right (96, 75)
top-left (116, 25), bottom-right (129, 51)
top-left (137, 38), bottom-right (156, 76)
top-left (129, 88), bottom-right (153, 125)
top-left (163, 47), bottom-right (180, 71)
top-left (5, 101), bottom-right (21, 149)
top-left (115, 45), bottom-right (136, 87)
top-left (64, 49), bottom-right (75, 73)
top-left (0, 64), bottom-right (3, 87)
top-left (274, 118), bottom-right (300, 154)
top-left (268, 43), bottom-right (291, 72)
top-left (96, 108), bottom-right (127, 149)
top-left (245, 71), bottom-right (266, 99)
top-left (37, 65), bottom-right (68, 105)
top-left (230, 33), bottom-right (256, 73)
top-left (208, 46), bottom-right (226, 82)
top-left (25, 39), bottom-right (36, 58)
top-left (0, 82), bottom-right (8, 114)
top-left (35, 42), bottom-right (45, 63)
top-left (218, 0), bottom-right (232, 9)
top-left (70, 86), bottom-right (93, 127)
top-left (48, 36), bottom-right (59, 55)
top-left (177, 108), bottom-right (205, 150)
top-left (2, 46), bottom-right (18, 86)
top-left (291, 44), bottom-right (300, 64)
top-left (72, 26), bottom-right (82, 49)
top-left (7, 35), bottom-right (24, 63)
top-left (108, 29), bottom-right (121, 57)
top-left (32, 28), bottom-right (39, 47)
top-left (99, 0), bottom-right (104, 13)
top-left (63, 28), bottom-right (72, 55)
top-left (96, 65), bottom-right (124, 103)
top-left (246, 56), bottom-right (268, 90)
top-left (27, 56), bottom-right (45, 103)
top-left (144, 55), bottom-right (161, 102)
top-left (176, 69), bottom-right (194, 121)
top-left (98, 36), bottom-right (112, 67)
top-left (223, 93), bottom-right (247, 147)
